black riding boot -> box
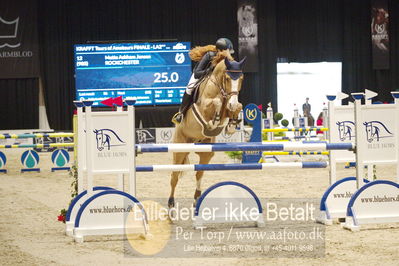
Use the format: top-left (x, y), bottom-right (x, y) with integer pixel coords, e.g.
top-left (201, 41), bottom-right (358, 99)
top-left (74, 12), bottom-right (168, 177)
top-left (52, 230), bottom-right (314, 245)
top-left (172, 93), bottom-right (193, 124)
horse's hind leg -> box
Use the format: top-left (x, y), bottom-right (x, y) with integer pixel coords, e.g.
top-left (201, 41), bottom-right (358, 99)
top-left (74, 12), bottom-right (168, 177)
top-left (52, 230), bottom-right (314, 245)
top-left (168, 152), bottom-right (189, 208)
top-left (194, 151), bottom-right (215, 206)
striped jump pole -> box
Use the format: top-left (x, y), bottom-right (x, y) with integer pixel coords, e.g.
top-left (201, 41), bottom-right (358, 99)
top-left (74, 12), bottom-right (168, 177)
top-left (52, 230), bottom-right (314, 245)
top-left (263, 151), bottom-right (329, 156)
top-left (0, 133), bottom-right (74, 139)
top-left (262, 127), bottom-right (328, 133)
top-left (136, 161), bottom-right (328, 172)
top-left (0, 143), bottom-right (74, 149)
top-left (136, 142), bottom-right (354, 153)
top-left (273, 135), bottom-right (326, 140)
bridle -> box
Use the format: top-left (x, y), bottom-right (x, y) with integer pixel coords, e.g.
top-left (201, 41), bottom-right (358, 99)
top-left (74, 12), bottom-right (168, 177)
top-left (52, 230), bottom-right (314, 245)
top-left (209, 69), bottom-right (243, 99)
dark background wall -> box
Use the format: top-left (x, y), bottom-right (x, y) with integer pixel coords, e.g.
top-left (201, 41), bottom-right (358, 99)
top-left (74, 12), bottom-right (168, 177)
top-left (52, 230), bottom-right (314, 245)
top-left (2, 0), bottom-right (399, 130)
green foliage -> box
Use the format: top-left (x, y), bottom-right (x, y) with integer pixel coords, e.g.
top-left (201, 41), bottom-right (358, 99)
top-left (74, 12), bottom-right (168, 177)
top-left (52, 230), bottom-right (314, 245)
top-left (262, 131), bottom-right (268, 141)
top-left (274, 112), bottom-right (283, 122)
top-left (365, 164), bottom-right (378, 180)
top-left (262, 126), bottom-right (286, 140)
top-left (274, 131), bottom-right (285, 138)
top-left (69, 163), bottom-right (78, 199)
top-left (281, 119), bottom-right (289, 127)
top-left (225, 151), bottom-right (242, 160)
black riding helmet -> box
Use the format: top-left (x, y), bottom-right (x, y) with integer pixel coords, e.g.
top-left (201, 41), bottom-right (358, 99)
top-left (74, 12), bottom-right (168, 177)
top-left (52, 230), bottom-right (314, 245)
top-left (215, 38), bottom-right (234, 54)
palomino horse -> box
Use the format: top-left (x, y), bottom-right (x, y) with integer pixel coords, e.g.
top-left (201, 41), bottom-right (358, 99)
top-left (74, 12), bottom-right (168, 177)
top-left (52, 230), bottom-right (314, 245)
top-left (168, 57), bottom-right (246, 208)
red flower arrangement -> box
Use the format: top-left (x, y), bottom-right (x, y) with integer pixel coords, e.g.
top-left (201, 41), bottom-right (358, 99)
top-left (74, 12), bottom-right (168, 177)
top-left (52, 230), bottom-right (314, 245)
top-left (58, 209), bottom-right (67, 223)
top-left (57, 164), bottom-right (78, 224)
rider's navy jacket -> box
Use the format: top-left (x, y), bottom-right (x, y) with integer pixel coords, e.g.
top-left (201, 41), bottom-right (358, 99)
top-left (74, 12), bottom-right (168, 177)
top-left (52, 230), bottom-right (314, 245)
top-left (193, 51), bottom-right (216, 79)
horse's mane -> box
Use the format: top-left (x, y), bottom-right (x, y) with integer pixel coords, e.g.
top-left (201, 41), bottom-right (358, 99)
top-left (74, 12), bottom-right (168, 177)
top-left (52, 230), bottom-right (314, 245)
top-left (211, 50), bottom-right (233, 67)
top-left (189, 45), bottom-right (233, 66)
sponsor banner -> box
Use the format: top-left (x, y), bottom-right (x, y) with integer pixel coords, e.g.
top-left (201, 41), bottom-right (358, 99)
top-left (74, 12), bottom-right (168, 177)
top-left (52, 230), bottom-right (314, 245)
top-left (156, 127), bottom-right (174, 144)
top-left (237, 0), bottom-right (258, 72)
top-left (329, 106), bottom-right (355, 162)
top-left (0, 0), bottom-right (40, 78)
top-left (153, 127), bottom-right (243, 144)
top-left (0, 127), bottom-right (242, 148)
top-left (371, 0), bottom-right (389, 69)
top-left (33, 132), bottom-right (74, 152)
top-left (136, 128), bottom-right (156, 144)
top-left (91, 113), bottom-right (130, 172)
top-left (360, 106), bottom-right (395, 163)
top-left (215, 129), bottom-right (243, 143)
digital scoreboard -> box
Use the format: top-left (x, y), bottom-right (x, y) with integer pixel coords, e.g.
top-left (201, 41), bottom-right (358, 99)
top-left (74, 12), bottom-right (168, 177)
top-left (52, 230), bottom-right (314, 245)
top-left (74, 41), bottom-right (191, 106)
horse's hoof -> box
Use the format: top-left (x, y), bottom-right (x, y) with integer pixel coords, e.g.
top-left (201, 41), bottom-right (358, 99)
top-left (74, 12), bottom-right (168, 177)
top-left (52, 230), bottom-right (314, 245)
top-left (194, 189), bottom-right (201, 199)
top-left (193, 190), bottom-right (201, 207)
top-left (168, 198), bottom-right (177, 221)
top-left (168, 197), bottom-right (175, 208)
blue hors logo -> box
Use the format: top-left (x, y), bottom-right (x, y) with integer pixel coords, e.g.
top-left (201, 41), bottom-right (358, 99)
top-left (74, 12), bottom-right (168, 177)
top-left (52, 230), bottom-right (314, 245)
top-left (363, 121), bottom-right (393, 143)
top-left (245, 108), bottom-right (257, 121)
top-left (336, 121), bottom-right (355, 141)
top-left (173, 43), bottom-right (187, 50)
top-left (0, 16), bottom-right (20, 48)
top-left (94, 129), bottom-right (125, 151)
top-left (136, 129), bottom-right (155, 143)
top-left (175, 53), bottom-right (185, 64)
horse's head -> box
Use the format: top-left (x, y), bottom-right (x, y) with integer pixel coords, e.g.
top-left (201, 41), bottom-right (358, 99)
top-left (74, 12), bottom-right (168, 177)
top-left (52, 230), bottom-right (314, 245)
top-left (336, 121), bottom-right (349, 141)
top-left (93, 129), bottom-right (104, 151)
top-left (223, 57), bottom-right (246, 112)
top-left (363, 122), bottom-right (375, 143)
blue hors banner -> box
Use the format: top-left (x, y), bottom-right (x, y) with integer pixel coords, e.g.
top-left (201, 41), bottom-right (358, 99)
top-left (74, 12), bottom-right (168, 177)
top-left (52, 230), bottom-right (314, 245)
top-left (0, 0), bottom-right (40, 78)
top-left (74, 42), bottom-right (192, 106)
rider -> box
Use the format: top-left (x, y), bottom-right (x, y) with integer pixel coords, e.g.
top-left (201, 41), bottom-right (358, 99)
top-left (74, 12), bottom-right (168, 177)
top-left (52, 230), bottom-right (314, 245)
top-left (172, 38), bottom-right (234, 124)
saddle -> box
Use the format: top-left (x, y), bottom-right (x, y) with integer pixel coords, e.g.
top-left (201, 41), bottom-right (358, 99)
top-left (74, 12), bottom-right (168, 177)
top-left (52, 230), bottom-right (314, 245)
top-left (193, 65), bottom-right (216, 101)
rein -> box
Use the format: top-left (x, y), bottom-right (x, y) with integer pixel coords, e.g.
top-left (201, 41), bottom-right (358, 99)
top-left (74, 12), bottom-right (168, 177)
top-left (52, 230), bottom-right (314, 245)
top-left (209, 70), bottom-right (242, 99)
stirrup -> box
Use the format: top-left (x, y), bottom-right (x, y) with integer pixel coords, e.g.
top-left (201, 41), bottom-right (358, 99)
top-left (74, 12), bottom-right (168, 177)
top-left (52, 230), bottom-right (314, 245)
top-left (172, 112), bottom-right (183, 125)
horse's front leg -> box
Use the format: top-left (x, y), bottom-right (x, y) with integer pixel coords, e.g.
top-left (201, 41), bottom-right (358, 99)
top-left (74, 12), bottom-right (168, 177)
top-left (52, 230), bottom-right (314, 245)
top-left (169, 152), bottom-right (189, 209)
top-left (203, 97), bottom-right (222, 130)
top-left (194, 151), bottom-right (215, 207)
top-left (225, 103), bottom-right (243, 135)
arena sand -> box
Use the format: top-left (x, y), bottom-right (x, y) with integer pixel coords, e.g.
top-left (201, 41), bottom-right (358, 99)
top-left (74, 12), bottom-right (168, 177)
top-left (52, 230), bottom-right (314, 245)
top-left (1, 149), bottom-right (398, 265)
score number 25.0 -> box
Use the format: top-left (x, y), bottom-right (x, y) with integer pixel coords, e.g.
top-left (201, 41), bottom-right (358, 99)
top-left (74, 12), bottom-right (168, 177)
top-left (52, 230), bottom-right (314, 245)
top-left (154, 72), bottom-right (179, 83)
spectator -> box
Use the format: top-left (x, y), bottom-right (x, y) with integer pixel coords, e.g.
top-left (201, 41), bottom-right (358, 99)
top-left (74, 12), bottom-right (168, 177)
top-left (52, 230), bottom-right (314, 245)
top-left (316, 112), bottom-right (323, 134)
